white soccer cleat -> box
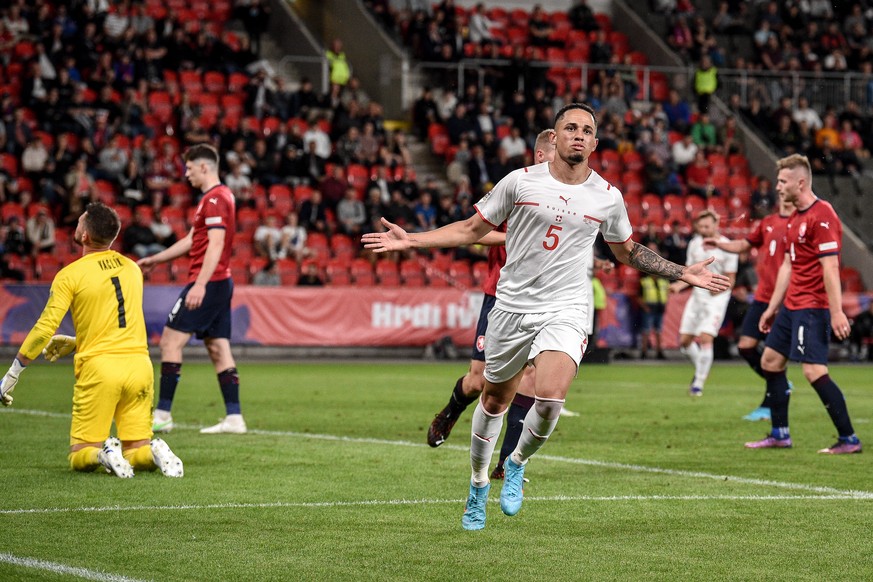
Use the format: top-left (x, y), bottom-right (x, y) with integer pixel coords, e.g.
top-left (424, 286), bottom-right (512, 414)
top-left (150, 438), bottom-right (184, 477)
top-left (199, 414), bottom-right (247, 434)
top-left (152, 409), bottom-right (174, 433)
top-left (98, 437), bottom-right (134, 478)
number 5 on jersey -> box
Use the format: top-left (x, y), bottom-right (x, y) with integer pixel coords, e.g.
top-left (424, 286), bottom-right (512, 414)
top-left (543, 224), bottom-right (563, 250)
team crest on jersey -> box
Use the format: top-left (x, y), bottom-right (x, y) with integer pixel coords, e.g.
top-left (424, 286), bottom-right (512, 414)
top-left (798, 221), bottom-right (807, 242)
top-left (476, 335), bottom-right (486, 352)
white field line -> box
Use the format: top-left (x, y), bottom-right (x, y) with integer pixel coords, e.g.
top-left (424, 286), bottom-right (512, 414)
top-left (0, 552), bottom-right (150, 582)
top-left (4, 408), bottom-right (872, 500)
top-left (0, 493), bottom-right (871, 517)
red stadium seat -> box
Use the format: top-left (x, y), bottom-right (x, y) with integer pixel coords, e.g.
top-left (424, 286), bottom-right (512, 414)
top-left (400, 259), bottom-right (426, 287)
top-left (376, 259), bottom-right (400, 286)
top-left (350, 258), bottom-right (375, 286)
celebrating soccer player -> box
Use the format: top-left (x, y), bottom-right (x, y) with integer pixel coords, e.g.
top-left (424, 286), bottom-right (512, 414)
top-left (363, 103), bottom-right (730, 530)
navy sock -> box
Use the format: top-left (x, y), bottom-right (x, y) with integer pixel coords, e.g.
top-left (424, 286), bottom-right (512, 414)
top-left (448, 376), bottom-right (478, 416)
top-left (497, 393), bottom-right (536, 467)
top-left (218, 367), bottom-right (241, 415)
top-left (739, 346), bottom-right (771, 407)
top-left (763, 369), bottom-right (791, 433)
top-left (158, 362), bottom-right (181, 412)
top-left (811, 374), bottom-right (855, 438)
top-left (738, 346), bottom-right (766, 379)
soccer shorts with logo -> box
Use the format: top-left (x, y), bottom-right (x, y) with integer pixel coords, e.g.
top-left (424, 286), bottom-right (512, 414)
top-left (764, 307), bottom-right (830, 365)
top-left (166, 278), bottom-right (234, 339)
top-left (70, 353), bottom-right (155, 445)
top-left (484, 306), bottom-right (588, 384)
top-left (679, 293), bottom-right (730, 338)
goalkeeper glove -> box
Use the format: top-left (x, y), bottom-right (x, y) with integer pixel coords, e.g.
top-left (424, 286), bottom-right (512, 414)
top-left (43, 335), bottom-right (77, 363)
top-left (1, 358), bottom-right (25, 407)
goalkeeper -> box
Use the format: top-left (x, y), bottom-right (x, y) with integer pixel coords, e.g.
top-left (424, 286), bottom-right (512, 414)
top-left (0, 202), bottom-right (183, 478)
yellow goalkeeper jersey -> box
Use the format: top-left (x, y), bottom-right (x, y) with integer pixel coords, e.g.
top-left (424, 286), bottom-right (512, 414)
top-left (20, 250), bottom-right (149, 362)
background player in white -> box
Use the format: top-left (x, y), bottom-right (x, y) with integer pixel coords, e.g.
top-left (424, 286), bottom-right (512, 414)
top-left (670, 210), bottom-right (737, 396)
top-left (363, 103), bottom-right (729, 530)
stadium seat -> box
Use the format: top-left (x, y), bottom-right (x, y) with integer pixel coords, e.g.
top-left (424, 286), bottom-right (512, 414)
top-left (325, 258), bottom-right (352, 285)
top-left (448, 260), bottom-right (474, 289)
top-left (350, 258), bottom-right (375, 286)
top-left (472, 261), bottom-right (488, 287)
top-left (376, 259), bottom-right (400, 286)
top-left (330, 233), bottom-right (356, 262)
top-left (400, 259), bottom-right (426, 287)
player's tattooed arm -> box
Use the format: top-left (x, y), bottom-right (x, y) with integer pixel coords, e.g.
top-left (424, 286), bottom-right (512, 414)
top-left (626, 242), bottom-right (685, 280)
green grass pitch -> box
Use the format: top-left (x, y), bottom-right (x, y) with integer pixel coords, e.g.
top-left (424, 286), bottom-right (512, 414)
top-left (1, 360), bottom-right (871, 581)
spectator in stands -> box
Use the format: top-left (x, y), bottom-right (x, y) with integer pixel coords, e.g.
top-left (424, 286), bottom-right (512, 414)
top-left (25, 207), bottom-right (56, 257)
top-left (21, 138), bottom-right (49, 185)
top-left (326, 38), bottom-right (351, 88)
top-left (279, 145), bottom-right (309, 187)
top-left (63, 156), bottom-right (96, 227)
top-left (292, 78), bottom-right (323, 119)
top-left (468, 4), bottom-right (498, 45)
top-left (693, 54), bottom-right (718, 113)
top-left (337, 187), bottom-right (367, 236)
top-left (467, 143), bottom-right (492, 197)
top-left (303, 140), bottom-right (327, 185)
top-left (2, 215), bottom-right (27, 258)
top-left (250, 138), bottom-right (280, 186)
top-left (412, 86), bottom-right (440, 140)
top-left (769, 114), bottom-right (802, 157)
top-left (253, 260), bottom-right (281, 286)
top-left (663, 89), bottom-right (692, 133)
top-left (685, 150), bottom-right (721, 199)
top-left (0, 218), bottom-right (25, 281)
top-left (528, 5), bottom-right (556, 48)
top-left (367, 165), bottom-right (394, 203)
top-left (95, 134), bottom-right (129, 186)
top-left (242, 0), bottom-right (270, 56)
top-left (297, 261), bottom-right (324, 287)
top-left (500, 125), bottom-right (527, 168)
top-left (643, 150), bottom-right (681, 198)
top-left (690, 112), bottom-right (718, 151)
top-left (589, 28), bottom-right (613, 64)
top-left (385, 130), bottom-right (413, 169)
top-left (718, 115), bottom-right (743, 155)
top-left (793, 96), bottom-right (823, 131)
top-left (413, 190), bottom-right (437, 232)
top-left (435, 193), bottom-right (460, 228)
top-left (751, 176), bottom-right (776, 219)
top-left (254, 213), bottom-right (283, 260)
top-left (668, 16), bottom-right (694, 60)
top-left (224, 161), bottom-right (253, 207)
top-left (385, 189), bottom-right (416, 228)
top-left (395, 167), bottom-right (419, 202)
top-left (298, 189), bottom-right (329, 234)
top-left (278, 211), bottom-right (310, 262)
top-left (319, 165), bottom-right (347, 213)
top-left (672, 132), bottom-right (698, 173)
top-left (123, 208), bottom-right (165, 259)
top-left (569, 0), bottom-right (600, 32)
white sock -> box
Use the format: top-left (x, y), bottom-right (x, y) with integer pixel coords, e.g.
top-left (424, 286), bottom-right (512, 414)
top-left (694, 344), bottom-right (714, 389)
top-left (683, 342), bottom-right (700, 383)
top-left (511, 397), bottom-right (564, 465)
top-left (469, 400), bottom-right (506, 486)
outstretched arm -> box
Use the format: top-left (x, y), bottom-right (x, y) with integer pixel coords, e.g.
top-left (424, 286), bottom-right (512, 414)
top-left (703, 237), bottom-right (752, 254)
top-left (609, 239), bottom-right (730, 293)
top-left (362, 215), bottom-right (494, 253)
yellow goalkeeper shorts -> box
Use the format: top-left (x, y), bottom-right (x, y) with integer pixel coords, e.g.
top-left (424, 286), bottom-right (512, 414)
top-left (70, 354), bottom-right (154, 445)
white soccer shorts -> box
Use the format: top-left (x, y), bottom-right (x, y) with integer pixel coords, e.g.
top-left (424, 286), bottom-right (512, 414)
top-left (679, 293), bottom-right (730, 338)
top-left (484, 306), bottom-right (588, 384)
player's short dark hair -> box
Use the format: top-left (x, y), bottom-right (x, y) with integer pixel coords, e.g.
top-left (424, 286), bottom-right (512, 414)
top-left (184, 144), bottom-right (220, 166)
top-left (84, 201), bottom-right (120, 245)
top-left (554, 103), bottom-right (598, 128)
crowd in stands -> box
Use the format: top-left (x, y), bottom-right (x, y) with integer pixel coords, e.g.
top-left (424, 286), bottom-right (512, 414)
top-left (665, 1), bottom-right (873, 193)
top-left (1, 0), bottom-right (869, 300)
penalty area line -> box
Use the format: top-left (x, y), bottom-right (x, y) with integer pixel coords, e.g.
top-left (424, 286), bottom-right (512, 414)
top-left (0, 552), bottom-right (150, 582)
top-left (1, 493), bottom-right (871, 516)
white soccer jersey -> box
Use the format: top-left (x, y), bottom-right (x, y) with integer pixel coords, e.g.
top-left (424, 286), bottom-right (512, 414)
top-left (475, 163), bottom-right (633, 313)
top-left (685, 234), bottom-right (738, 300)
